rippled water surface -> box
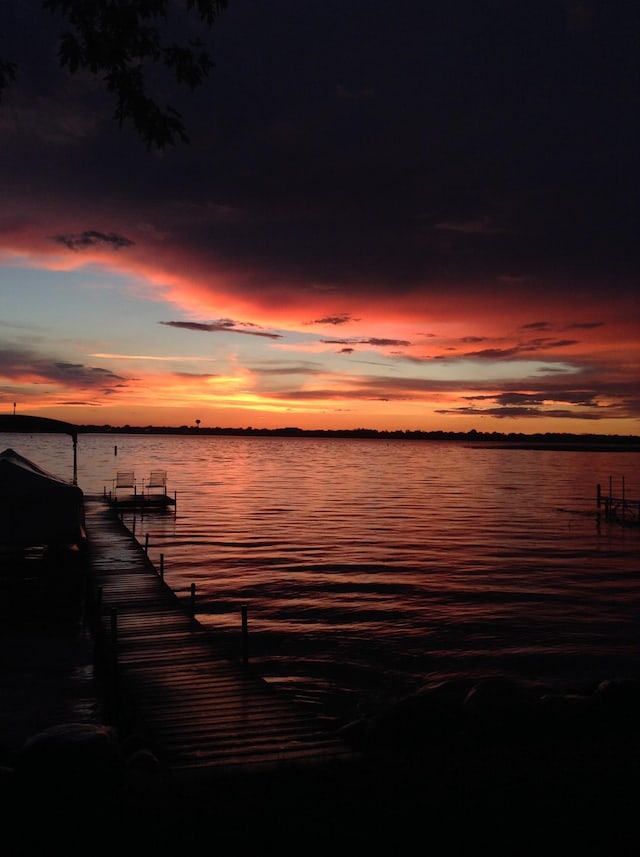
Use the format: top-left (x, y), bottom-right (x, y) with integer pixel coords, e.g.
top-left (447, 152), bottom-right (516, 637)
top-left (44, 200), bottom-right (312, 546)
top-left (5, 432), bottom-right (639, 718)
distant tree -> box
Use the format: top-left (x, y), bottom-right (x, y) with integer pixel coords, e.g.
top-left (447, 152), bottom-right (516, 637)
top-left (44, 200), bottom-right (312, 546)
top-left (1, 0), bottom-right (228, 149)
top-left (195, 419), bottom-right (201, 429)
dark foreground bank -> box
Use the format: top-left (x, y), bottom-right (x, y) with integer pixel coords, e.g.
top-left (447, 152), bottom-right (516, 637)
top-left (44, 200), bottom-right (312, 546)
top-left (2, 563), bottom-right (640, 856)
top-left (3, 668), bottom-right (640, 856)
top-left (2, 721), bottom-right (640, 856)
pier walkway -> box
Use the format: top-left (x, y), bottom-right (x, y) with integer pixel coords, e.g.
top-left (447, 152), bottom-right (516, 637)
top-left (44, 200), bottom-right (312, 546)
top-left (83, 498), bottom-right (354, 784)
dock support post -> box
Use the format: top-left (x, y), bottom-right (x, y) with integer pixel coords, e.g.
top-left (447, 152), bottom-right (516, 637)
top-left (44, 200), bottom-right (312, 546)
top-left (110, 608), bottom-right (118, 656)
top-left (144, 532), bottom-right (149, 554)
top-left (241, 604), bottom-right (249, 665)
top-left (108, 607), bottom-right (122, 728)
top-left (190, 582), bottom-right (196, 618)
top-left (90, 586), bottom-right (103, 663)
top-left (160, 553), bottom-right (164, 579)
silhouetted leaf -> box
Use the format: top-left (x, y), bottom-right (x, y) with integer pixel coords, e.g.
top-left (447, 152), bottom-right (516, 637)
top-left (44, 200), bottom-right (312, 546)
top-left (1, 0), bottom-right (229, 149)
top-left (0, 60), bottom-right (17, 97)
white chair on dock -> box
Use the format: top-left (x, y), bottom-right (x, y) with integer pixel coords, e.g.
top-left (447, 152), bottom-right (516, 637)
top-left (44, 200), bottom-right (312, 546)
top-left (114, 471), bottom-right (136, 497)
top-left (144, 470), bottom-right (167, 496)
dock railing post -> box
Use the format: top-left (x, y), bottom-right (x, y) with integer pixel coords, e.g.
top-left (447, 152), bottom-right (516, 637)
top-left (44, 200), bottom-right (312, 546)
top-left (241, 604), bottom-right (249, 665)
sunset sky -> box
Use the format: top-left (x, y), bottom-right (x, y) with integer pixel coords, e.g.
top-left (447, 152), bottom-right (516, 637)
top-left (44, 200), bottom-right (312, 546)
top-left (1, 1), bottom-right (638, 434)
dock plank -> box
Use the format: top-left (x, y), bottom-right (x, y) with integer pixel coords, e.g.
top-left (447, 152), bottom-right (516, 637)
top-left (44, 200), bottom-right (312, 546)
top-left (83, 498), bottom-right (354, 781)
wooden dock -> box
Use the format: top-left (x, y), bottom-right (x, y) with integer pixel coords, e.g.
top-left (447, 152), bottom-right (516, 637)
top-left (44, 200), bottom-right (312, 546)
top-left (105, 468), bottom-right (176, 511)
top-left (83, 498), bottom-right (354, 784)
top-left (106, 491), bottom-right (176, 511)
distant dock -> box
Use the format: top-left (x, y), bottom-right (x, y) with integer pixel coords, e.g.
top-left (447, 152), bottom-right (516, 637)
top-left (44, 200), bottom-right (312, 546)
top-left (597, 479), bottom-right (640, 526)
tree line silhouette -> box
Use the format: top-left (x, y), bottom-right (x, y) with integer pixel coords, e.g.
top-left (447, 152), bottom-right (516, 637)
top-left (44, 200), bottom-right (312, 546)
top-left (75, 425), bottom-right (639, 448)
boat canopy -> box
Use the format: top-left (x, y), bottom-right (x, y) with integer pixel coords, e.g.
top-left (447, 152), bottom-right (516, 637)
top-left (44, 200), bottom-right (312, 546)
top-left (0, 448), bottom-right (86, 548)
top-left (0, 414), bottom-right (81, 484)
top-left (0, 414), bottom-right (79, 438)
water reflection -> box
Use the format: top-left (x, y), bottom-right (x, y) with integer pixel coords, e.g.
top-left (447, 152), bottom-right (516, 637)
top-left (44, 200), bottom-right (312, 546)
top-left (3, 432), bottom-right (639, 716)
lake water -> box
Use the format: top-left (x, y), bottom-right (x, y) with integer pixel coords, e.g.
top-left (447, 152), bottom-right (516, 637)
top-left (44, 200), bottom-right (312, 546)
top-left (3, 431), bottom-right (639, 721)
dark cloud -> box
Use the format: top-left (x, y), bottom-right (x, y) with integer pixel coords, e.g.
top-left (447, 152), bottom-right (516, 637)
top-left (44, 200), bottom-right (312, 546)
top-left (522, 321), bottom-right (605, 333)
top-left (160, 320), bottom-right (282, 339)
top-left (54, 400), bottom-right (105, 406)
top-left (50, 230), bottom-right (134, 251)
top-left (0, 347), bottom-right (127, 391)
top-left (52, 363), bottom-right (126, 383)
top-left (468, 391), bottom-right (599, 408)
top-left (321, 337), bottom-right (412, 348)
top-left (173, 0), bottom-right (638, 295)
top-left (258, 367), bottom-right (636, 418)
top-left (564, 322), bottom-right (605, 331)
top-left (521, 322), bottom-right (552, 331)
top-left (249, 362), bottom-right (322, 377)
top-left (462, 338), bottom-right (578, 360)
top-left (174, 371), bottom-right (221, 379)
top-left (307, 315), bottom-right (356, 326)
top-left (435, 405), bottom-right (602, 421)
top-left (3, 1), bottom-right (638, 301)
top-left (432, 379), bottom-right (639, 421)
top-left (368, 338), bottom-right (411, 348)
